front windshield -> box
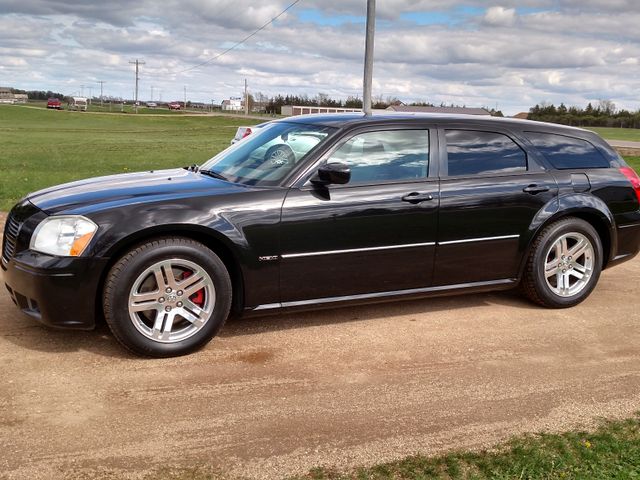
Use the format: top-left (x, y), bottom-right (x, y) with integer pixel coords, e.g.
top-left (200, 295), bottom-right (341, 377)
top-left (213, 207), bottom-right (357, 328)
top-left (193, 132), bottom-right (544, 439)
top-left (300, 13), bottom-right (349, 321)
top-left (201, 122), bottom-right (337, 186)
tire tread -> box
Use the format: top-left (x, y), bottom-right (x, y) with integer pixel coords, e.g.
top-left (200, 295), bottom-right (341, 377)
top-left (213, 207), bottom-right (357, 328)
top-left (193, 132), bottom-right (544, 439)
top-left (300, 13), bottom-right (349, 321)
top-left (521, 217), bottom-right (601, 308)
top-left (103, 236), bottom-right (231, 357)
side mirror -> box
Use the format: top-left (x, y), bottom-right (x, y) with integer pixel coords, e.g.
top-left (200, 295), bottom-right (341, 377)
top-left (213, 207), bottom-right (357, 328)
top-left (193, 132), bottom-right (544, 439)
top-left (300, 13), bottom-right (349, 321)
top-left (312, 162), bottom-right (351, 185)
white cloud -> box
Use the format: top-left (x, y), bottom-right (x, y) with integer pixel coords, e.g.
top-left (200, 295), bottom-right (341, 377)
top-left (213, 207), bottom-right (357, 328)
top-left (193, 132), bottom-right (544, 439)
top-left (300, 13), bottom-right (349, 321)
top-left (483, 6), bottom-right (517, 26)
top-left (0, 2), bottom-right (638, 114)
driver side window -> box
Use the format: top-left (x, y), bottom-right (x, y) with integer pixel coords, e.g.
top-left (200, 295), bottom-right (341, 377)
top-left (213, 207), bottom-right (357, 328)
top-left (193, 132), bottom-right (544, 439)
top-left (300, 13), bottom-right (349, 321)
top-left (329, 129), bottom-right (430, 184)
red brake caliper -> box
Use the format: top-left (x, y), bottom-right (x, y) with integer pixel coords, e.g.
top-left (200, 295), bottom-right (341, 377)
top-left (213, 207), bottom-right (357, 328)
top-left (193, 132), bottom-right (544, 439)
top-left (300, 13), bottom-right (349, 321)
top-left (181, 271), bottom-right (205, 307)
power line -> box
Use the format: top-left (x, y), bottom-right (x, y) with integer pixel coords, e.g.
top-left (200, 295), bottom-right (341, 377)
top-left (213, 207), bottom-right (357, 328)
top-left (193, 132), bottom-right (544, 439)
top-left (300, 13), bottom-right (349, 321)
top-left (174, 0), bottom-right (303, 75)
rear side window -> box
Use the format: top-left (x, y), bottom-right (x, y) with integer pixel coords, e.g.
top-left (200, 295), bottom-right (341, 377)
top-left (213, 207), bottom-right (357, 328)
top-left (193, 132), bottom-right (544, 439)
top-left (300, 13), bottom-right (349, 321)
top-left (524, 132), bottom-right (609, 169)
top-left (445, 130), bottom-right (526, 176)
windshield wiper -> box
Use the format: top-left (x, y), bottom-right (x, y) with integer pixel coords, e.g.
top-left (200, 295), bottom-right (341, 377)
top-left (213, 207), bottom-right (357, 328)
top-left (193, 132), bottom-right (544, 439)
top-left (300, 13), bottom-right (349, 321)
top-left (199, 169), bottom-right (229, 181)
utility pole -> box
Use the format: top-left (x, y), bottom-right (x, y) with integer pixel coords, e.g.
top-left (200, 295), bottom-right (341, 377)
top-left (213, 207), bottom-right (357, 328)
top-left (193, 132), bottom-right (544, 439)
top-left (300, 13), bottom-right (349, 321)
top-left (244, 78), bottom-right (249, 115)
top-left (363, 0), bottom-right (376, 115)
top-left (184, 86), bottom-right (187, 110)
top-left (97, 80), bottom-right (106, 107)
top-left (87, 86), bottom-right (93, 105)
top-left (150, 85), bottom-right (154, 102)
top-left (80, 85), bottom-right (85, 97)
top-left (129, 59), bottom-right (145, 113)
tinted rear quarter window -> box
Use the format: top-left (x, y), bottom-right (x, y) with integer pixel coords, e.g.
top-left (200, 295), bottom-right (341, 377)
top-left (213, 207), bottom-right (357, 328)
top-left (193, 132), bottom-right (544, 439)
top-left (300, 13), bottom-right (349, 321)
top-left (524, 132), bottom-right (609, 169)
top-left (445, 130), bottom-right (527, 176)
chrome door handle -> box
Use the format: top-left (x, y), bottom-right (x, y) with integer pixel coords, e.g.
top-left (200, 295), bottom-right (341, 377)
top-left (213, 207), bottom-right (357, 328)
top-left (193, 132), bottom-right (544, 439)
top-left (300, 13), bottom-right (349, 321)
top-left (523, 184), bottom-right (550, 194)
top-left (402, 192), bottom-right (434, 204)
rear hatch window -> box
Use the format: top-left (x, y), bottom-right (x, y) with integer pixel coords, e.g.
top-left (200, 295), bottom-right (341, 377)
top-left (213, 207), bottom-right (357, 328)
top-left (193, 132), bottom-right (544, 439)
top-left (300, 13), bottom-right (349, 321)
top-left (524, 131), bottom-right (609, 169)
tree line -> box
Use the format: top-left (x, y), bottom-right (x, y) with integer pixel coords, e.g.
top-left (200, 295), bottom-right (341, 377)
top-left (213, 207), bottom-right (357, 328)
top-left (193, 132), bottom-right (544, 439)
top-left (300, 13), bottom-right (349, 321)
top-left (12, 89), bottom-right (67, 101)
top-left (256, 92), bottom-right (504, 116)
top-left (528, 100), bottom-right (640, 128)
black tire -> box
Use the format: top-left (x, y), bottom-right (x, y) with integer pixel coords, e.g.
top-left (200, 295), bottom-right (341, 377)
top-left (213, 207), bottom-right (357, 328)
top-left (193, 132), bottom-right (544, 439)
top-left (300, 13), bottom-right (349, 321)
top-left (103, 237), bottom-right (232, 357)
top-left (522, 217), bottom-right (603, 308)
top-left (264, 144), bottom-right (295, 166)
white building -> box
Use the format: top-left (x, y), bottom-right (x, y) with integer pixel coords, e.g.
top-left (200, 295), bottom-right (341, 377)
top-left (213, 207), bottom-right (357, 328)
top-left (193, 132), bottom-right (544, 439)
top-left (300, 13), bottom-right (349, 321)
top-left (281, 105), bottom-right (362, 116)
top-left (221, 98), bottom-right (243, 111)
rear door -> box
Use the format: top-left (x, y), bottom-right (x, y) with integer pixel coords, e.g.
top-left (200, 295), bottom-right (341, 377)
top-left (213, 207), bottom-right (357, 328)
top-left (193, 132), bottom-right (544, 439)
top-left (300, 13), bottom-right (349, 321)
top-left (434, 127), bottom-right (558, 286)
top-left (279, 126), bottom-right (439, 303)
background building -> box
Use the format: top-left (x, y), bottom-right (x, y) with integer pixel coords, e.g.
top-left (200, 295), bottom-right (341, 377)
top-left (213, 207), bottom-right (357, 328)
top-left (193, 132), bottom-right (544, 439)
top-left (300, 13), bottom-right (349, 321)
top-left (281, 105), bottom-right (362, 116)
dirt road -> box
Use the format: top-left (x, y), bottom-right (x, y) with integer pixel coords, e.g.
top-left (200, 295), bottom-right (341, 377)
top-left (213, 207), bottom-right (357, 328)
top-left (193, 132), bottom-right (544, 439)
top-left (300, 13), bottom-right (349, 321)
top-left (1, 214), bottom-right (640, 479)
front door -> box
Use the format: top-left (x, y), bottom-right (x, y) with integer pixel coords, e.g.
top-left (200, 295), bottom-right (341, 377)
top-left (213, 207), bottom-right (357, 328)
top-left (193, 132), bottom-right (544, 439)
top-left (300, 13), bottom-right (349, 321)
top-left (279, 127), bottom-right (439, 303)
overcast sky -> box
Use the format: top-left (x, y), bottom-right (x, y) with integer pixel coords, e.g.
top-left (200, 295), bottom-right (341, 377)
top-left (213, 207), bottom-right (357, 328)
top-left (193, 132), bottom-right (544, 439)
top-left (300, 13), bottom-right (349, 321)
top-left (0, 0), bottom-right (638, 114)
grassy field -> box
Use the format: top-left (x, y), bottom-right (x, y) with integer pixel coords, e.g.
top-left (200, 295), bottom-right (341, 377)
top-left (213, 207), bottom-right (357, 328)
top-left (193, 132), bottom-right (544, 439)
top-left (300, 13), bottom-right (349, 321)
top-left (626, 157), bottom-right (640, 170)
top-left (0, 105), bottom-right (638, 211)
top-left (290, 416), bottom-right (640, 479)
top-left (588, 127), bottom-right (640, 142)
top-left (0, 105), bottom-right (260, 210)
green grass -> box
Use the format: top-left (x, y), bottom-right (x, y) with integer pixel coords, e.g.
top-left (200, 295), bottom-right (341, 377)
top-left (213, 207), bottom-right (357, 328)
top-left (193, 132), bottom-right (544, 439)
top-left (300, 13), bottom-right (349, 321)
top-left (0, 105), bottom-right (260, 210)
top-left (588, 127), bottom-right (640, 142)
top-left (624, 157), bottom-right (640, 171)
top-left (291, 416), bottom-right (640, 480)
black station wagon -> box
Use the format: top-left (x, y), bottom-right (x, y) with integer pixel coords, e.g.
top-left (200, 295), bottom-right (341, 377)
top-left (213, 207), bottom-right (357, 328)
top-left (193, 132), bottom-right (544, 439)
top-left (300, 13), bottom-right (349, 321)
top-left (3, 113), bottom-right (640, 356)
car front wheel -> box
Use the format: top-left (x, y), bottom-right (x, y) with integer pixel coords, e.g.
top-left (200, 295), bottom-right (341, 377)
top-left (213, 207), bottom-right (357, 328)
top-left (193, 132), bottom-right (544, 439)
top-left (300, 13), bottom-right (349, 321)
top-left (522, 217), bottom-right (603, 308)
top-left (103, 237), bottom-right (232, 357)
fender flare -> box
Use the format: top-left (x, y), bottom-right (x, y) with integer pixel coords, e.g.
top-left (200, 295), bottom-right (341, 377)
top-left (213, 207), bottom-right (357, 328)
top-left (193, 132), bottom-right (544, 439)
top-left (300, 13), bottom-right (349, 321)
top-left (518, 193), bottom-right (617, 278)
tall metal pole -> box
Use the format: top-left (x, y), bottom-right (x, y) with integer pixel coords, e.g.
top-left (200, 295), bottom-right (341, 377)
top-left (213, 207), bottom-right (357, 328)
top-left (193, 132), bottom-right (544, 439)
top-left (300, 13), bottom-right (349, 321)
top-left (363, 0), bottom-right (376, 115)
top-left (97, 81), bottom-right (105, 107)
top-left (129, 59), bottom-right (145, 113)
top-left (184, 85), bottom-right (187, 110)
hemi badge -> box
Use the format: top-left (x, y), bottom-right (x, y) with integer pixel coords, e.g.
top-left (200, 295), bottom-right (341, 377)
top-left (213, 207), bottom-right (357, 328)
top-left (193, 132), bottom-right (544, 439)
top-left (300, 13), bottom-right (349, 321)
top-left (258, 255), bottom-right (279, 262)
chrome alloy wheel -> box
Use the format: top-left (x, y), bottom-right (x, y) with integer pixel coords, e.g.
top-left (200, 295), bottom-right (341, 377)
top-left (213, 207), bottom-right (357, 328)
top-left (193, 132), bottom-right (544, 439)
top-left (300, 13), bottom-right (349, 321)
top-left (268, 147), bottom-right (292, 165)
top-left (544, 232), bottom-right (595, 298)
top-left (128, 259), bottom-right (215, 343)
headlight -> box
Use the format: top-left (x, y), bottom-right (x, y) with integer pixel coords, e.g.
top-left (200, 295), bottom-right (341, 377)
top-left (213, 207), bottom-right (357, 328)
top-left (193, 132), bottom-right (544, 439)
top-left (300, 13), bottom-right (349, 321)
top-left (30, 216), bottom-right (98, 257)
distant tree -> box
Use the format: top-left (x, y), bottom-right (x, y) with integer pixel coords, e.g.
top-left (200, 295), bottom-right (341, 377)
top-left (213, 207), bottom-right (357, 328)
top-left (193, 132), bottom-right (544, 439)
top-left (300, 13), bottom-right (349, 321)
top-left (344, 96), bottom-right (363, 108)
top-left (528, 101), bottom-right (637, 129)
top-left (598, 99), bottom-right (616, 116)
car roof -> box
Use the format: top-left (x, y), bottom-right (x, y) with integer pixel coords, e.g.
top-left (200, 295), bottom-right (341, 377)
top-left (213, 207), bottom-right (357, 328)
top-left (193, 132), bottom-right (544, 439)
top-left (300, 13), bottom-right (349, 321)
top-left (278, 112), bottom-right (591, 135)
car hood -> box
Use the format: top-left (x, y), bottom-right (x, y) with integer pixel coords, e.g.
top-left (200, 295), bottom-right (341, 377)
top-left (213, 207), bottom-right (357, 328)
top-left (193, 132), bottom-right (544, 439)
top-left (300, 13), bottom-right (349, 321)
top-left (28, 168), bottom-right (248, 215)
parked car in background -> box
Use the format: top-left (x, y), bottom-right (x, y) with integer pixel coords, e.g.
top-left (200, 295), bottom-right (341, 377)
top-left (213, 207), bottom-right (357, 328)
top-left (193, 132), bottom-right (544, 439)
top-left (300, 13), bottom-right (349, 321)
top-left (230, 122), bottom-right (271, 144)
top-left (46, 98), bottom-right (62, 110)
top-left (3, 113), bottom-right (640, 357)
top-left (146, 102), bottom-right (157, 108)
top-left (68, 97), bottom-right (87, 111)
top-left (168, 102), bottom-right (181, 110)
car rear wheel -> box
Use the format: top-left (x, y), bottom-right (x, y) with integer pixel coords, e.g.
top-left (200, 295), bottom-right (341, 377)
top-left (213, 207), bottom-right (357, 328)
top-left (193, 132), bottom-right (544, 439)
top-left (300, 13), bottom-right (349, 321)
top-left (264, 144), bottom-right (295, 166)
top-left (522, 217), bottom-right (603, 308)
top-left (103, 237), bottom-right (231, 357)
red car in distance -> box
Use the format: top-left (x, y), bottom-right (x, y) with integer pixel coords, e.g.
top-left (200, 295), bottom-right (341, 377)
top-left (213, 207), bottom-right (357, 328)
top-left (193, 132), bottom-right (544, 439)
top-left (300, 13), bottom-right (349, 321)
top-left (168, 102), bottom-right (181, 110)
top-left (46, 98), bottom-right (62, 109)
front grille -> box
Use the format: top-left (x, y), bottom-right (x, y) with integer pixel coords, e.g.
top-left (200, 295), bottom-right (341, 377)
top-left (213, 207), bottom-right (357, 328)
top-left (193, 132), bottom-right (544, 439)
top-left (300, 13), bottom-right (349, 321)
top-left (2, 212), bottom-right (21, 264)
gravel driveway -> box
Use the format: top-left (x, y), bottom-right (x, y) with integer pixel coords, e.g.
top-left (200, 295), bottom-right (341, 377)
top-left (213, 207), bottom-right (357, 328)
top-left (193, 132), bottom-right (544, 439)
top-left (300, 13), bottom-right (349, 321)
top-left (1, 211), bottom-right (640, 479)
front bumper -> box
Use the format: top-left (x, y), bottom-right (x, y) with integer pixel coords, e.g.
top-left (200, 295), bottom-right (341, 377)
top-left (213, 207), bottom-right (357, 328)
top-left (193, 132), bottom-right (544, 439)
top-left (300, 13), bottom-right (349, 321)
top-left (2, 250), bottom-right (109, 330)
